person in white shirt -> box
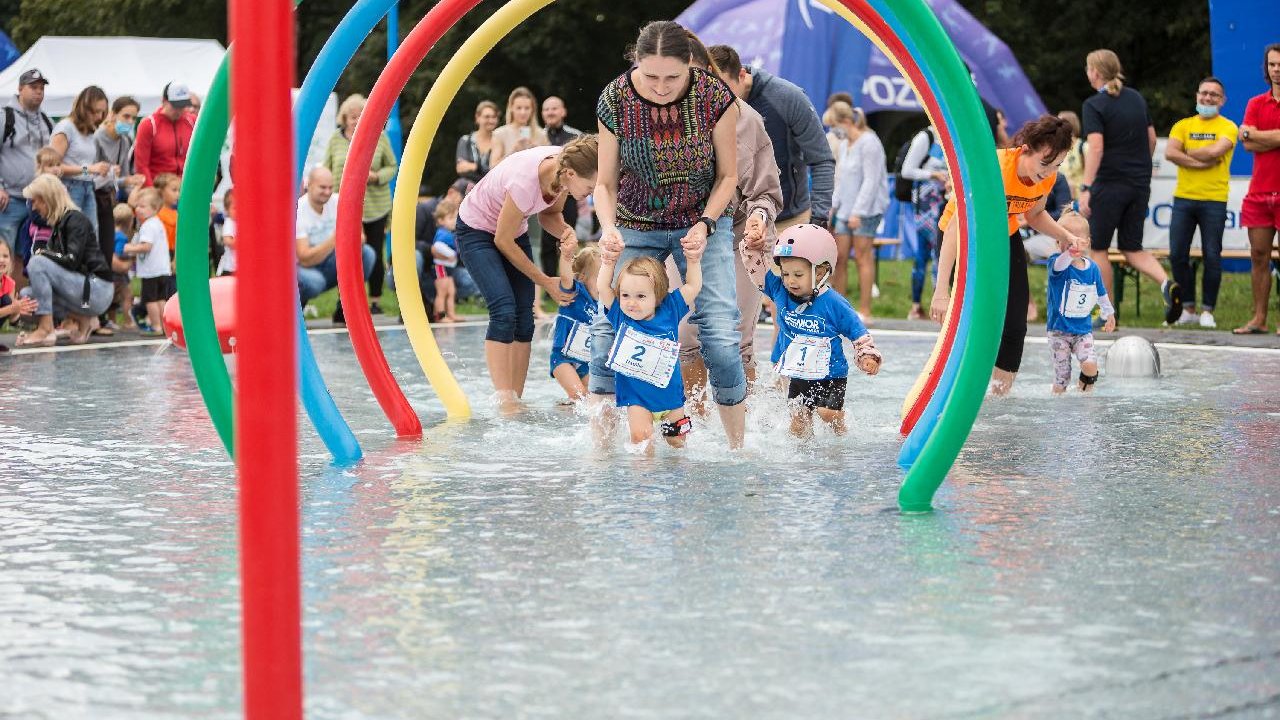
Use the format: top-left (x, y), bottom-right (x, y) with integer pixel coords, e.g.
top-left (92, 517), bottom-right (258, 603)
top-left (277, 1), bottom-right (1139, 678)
top-left (295, 165), bottom-right (374, 325)
top-left (122, 188), bottom-right (172, 335)
top-left (829, 103), bottom-right (888, 321)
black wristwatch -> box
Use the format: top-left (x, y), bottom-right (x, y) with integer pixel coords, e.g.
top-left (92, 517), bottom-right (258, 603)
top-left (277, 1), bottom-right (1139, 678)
top-left (698, 215), bottom-right (716, 236)
top-left (1079, 184), bottom-right (1092, 193)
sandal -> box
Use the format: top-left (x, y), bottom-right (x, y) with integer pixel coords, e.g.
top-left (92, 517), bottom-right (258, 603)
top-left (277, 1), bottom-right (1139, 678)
top-left (91, 326), bottom-right (115, 337)
top-left (15, 332), bottom-right (57, 348)
top-left (1232, 324), bottom-right (1266, 335)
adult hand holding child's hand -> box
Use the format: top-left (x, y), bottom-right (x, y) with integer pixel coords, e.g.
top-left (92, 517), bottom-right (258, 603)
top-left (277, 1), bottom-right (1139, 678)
top-left (600, 228), bottom-right (624, 264)
top-left (744, 213), bottom-right (767, 251)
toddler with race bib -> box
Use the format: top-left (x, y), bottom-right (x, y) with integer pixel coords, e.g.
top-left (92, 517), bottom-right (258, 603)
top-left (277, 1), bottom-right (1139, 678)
top-left (741, 223), bottom-right (882, 437)
top-left (550, 239), bottom-right (600, 403)
top-left (596, 245), bottom-right (702, 449)
top-left (1046, 209), bottom-right (1115, 393)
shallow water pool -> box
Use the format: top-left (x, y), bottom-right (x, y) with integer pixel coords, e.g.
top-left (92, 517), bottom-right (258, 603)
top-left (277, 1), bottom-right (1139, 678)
top-left (3, 325), bottom-right (1279, 718)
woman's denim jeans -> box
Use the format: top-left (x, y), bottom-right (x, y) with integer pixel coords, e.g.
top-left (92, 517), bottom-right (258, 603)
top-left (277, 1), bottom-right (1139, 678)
top-left (588, 216), bottom-right (746, 406)
top-left (455, 218), bottom-right (535, 344)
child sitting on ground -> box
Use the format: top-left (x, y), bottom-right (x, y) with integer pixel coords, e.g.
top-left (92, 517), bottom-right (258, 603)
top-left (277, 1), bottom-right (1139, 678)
top-left (550, 237), bottom-right (599, 403)
top-left (110, 203), bottom-right (137, 329)
top-left (741, 223), bottom-right (882, 437)
top-left (216, 189), bottom-right (237, 276)
top-left (430, 199), bottom-right (462, 323)
top-left (596, 240), bottom-right (702, 450)
top-left (0, 243), bottom-right (38, 349)
top-left (123, 188), bottom-right (173, 336)
top-left (1046, 208), bottom-right (1115, 394)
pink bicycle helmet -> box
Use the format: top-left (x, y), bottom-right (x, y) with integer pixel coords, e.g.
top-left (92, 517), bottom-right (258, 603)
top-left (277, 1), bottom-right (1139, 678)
top-left (773, 223), bottom-right (839, 292)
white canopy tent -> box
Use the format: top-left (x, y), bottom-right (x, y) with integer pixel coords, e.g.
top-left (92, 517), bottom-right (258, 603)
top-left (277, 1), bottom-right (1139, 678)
top-left (0, 36), bottom-right (341, 206)
top-left (0, 36), bottom-right (226, 117)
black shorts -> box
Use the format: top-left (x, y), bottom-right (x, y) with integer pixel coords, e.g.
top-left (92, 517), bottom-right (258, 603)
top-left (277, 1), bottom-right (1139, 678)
top-left (140, 275), bottom-right (175, 304)
top-left (1089, 182), bottom-right (1149, 253)
top-left (787, 377), bottom-right (848, 411)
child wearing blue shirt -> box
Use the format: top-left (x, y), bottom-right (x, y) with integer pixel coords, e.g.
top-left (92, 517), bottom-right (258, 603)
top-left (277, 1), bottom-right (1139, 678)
top-left (742, 223), bottom-right (882, 437)
top-left (1047, 210), bottom-right (1115, 394)
top-left (596, 247), bottom-right (702, 450)
top-left (550, 239), bottom-right (600, 403)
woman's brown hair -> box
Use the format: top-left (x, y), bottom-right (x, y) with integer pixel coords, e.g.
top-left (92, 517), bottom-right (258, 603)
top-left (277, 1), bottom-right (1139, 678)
top-left (69, 85), bottom-right (108, 136)
top-left (1011, 115), bottom-right (1074, 157)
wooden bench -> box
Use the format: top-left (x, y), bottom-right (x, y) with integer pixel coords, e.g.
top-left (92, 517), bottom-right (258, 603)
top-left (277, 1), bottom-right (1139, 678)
top-left (873, 237), bottom-right (902, 284)
top-left (1107, 246), bottom-right (1280, 317)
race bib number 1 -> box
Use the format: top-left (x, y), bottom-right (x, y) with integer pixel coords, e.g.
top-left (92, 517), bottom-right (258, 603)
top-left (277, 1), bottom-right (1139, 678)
top-left (563, 320), bottom-right (593, 362)
top-left (1063, 279), bottom-right (1098, 319)
top-left (777, 334), bottom-right (832, 380)
top-left (607, 325), bottom-right (680, 387)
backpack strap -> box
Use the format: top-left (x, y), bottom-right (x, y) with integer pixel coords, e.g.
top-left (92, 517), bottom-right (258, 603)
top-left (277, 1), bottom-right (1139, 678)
top-left (40, 112), bottom-right (52, 135)
top-left (2, 107), bottom-right (13, 148)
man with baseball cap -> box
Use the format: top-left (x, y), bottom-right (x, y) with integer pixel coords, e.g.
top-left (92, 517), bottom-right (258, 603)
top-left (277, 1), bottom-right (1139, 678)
top-left (133, 81), bottom-right (197, 186)
top-left (0, 68), bottom-right (54, 281)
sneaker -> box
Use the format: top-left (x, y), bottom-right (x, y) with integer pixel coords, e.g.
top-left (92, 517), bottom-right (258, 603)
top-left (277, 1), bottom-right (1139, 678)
top-left (332, 304), bottom-right (346, 327)
top-left (1175, 309), bottom-right (1198, 325)
top-left (369, 302), bottom-right (384, 315)
top-left (1161, 280), bottom-right (1184, 326)
top-left (1199, 310), bottom-right (1217, 328)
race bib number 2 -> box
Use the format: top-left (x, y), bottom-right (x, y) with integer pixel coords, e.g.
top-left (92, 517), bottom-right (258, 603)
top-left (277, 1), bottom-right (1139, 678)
top-left (777, 334), bottom-right (832, 380)
top-left (607, 325), bottom-right (679, 387)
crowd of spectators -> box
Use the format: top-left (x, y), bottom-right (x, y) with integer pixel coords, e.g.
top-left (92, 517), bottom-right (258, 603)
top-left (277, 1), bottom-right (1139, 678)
top-left (3, 39), bottom-right (1279, 353)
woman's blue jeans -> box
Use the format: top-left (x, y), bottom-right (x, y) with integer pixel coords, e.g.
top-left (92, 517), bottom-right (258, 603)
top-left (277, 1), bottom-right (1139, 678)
top-left (588, 216), bottom-right (746, 407)
top-left (456, 218), bottom-right (535, 344)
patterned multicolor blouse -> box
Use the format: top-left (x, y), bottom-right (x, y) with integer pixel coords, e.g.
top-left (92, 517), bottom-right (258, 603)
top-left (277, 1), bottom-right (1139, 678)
top-left (597, 67), bottom-right (735, 231)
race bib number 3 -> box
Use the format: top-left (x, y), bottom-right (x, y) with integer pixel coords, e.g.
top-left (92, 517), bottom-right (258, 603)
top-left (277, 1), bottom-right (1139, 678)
top-left (607, 325), bottom-right (680, 387)
top-left (1063, 279), bottom-right (1098, 319)
top-left (777, 334), bottom-right (832, 380)
top-left (563, 320), bottom-right (592, 362)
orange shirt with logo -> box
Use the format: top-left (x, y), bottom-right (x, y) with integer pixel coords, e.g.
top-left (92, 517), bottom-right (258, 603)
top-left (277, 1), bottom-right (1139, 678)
top-left (938, 147), bottom-right (1059, 236)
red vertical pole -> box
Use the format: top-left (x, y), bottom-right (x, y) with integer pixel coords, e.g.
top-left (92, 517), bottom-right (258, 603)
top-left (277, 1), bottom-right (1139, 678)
top-left (229, 1), bottom-right (302, 718)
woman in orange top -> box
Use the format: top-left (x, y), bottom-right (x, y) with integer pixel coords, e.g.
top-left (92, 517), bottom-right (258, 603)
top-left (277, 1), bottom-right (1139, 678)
top-left (931, 115), bottom-right (1084, 395)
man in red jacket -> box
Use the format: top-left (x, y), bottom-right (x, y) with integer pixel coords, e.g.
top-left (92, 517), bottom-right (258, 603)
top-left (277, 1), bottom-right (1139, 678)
top-left (134, 81), bottom-right (196, 187)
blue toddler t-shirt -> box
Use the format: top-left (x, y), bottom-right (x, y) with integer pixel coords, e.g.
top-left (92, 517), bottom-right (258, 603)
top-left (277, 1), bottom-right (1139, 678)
top-left (1046, 253), bottom-right (1107, 335)
top-left (764, 273), bottom-right (869, 380)
top-left (114, 230), bottom-right (128, 258)
top-left (605, 291), bottom-right (689, 413)
top-left (549, 279), bottom-right (597, 377)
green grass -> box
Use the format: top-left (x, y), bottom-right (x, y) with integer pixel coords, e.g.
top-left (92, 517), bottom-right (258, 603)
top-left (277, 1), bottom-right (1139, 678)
top-left (855, 258), bottom-right (1266, 332)
top-left (295, 257), bottom-right (1266, 332)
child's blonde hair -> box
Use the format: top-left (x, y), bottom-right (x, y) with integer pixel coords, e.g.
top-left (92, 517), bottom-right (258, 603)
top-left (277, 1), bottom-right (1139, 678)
top-left (134, 187), bottom-right (163, 212)
top-left (572, 245), bottom-right (600, 278)
top-left (613, 256), bottom-right (669, 301)
top-left (1058, 206), bottom-right (1090, 239)
top-left (112, 203), bottom-right (134, 230)
top-left (433, 198), bottom-right (458, 223)
top-left (154, 173), bottom-right (180, 193)
top-left (35, 146), bottom-right (60, 171)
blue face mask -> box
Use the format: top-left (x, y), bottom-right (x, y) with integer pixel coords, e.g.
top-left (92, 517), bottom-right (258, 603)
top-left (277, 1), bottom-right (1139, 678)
top-left (115, 121), bottom-right (133, 135)
top-left (1195, 104), bottom-right (1220, 119)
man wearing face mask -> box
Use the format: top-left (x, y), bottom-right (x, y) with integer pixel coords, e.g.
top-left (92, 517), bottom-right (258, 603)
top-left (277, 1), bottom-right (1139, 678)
top-left (1164, 77), bottom-right (1237, 329)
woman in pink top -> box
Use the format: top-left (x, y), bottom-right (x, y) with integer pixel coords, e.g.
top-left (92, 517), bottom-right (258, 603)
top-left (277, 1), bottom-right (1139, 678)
top-left (456, 135), bottom-right (599, 413)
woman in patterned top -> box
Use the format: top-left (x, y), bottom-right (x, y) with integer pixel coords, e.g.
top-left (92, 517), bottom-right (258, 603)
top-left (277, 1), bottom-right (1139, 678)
top-left (591, 20), bottom-right (747, 448)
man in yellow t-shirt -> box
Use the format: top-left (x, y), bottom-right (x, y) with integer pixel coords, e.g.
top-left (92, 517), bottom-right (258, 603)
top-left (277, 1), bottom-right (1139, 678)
top-left (1163, 76), bottom-right (1238, 328)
